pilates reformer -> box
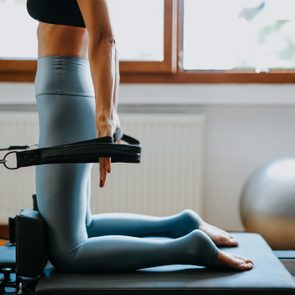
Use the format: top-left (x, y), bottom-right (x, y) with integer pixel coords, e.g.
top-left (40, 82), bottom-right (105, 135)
top-left (1, 138), bottom-right (295, 294)
top-left (1, 196), bottom-right (295, 295)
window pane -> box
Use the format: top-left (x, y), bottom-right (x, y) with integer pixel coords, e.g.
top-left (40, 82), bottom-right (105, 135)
top-left (0, 0), bottom-right (164, 61)
top-left (0, 0), bottom-right (38, 59)
top-left (183, 0), bottom-right (295, 71)
top-left (109, 0), bottom-right (164, 61)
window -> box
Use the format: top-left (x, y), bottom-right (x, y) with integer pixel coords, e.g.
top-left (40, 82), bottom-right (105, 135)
top-left (0, 0), bottom-right (164, 61)
top-left (0, 0), bottom-right (37, 59)
top-left (1, 0), bottom-right (295, 83)
top-left (183, 0), bottom-right (295, 71)
top-left (0, 0), bottom-right (175, 80)
top-left (109, 0), bottom-right (164, 62)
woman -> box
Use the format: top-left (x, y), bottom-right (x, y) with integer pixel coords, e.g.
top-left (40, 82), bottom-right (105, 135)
top-left (28, 0), bottom-right (253, 272)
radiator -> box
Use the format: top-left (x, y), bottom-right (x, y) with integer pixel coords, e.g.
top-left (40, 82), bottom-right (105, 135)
top-left (0, 112), bottom-right (205, 223)
top-left (0, 112), bottom-right (39, 223)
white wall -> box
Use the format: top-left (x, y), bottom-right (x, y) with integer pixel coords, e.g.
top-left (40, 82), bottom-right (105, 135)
top-left (1, 82), bottom-right (295, 230)
top-left (204, 105), bottom-right (295, 230)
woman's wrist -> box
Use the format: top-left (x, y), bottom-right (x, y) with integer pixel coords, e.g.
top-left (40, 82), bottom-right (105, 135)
top-left (96, 107), bottom-right (121, 138)
top-left (97, 116), bottom-right (120, 138)
top-left (96, 123), bottom-right (112, 138)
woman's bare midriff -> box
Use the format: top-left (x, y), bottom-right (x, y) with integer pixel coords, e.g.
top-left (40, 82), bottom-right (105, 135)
top-left (37, 22), bottom-right (89, 58)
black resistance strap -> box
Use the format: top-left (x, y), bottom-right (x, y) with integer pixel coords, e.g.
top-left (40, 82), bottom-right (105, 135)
top-left (0, 134), bottom-right (141, 170)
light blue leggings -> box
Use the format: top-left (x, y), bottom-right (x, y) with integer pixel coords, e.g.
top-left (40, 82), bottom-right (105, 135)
top-left (35, 56), bottom-right (219, 273)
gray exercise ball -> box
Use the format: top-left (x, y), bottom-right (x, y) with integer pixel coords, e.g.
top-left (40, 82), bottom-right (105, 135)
top-left (240, 158), bottom-right (295, 250)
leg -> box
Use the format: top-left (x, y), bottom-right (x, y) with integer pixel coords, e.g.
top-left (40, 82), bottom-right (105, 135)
top-left (88, 209), bottom-right (239, 246)
top-left (67, 229), bottom-right (220, 272)
top-left (36, 92), bottom-right (96, 267)
top-left (87, 210), bottom-right (201, 239)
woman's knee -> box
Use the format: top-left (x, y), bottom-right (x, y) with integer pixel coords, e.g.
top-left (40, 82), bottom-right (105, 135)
top-left (48, 239), bottom-right (86, 273)
top-left (49, 249), bottom-right (81, 273)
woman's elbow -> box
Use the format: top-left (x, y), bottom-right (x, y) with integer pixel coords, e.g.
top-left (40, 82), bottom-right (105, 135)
top-left (89, 31), bottom-right (116, 47)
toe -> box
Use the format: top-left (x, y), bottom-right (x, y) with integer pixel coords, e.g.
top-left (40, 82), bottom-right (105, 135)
top-left (237, 261), bottom-right (252, 271)
top-left (218, 236), bottom-right (239, 247)
top-left (245, 258), bottom-right (253, 264)
top-left (219, 236), bottom-right (229, 244)
top-left (244, 262), bottom-right (254, 270)
top-left (238, 257), bottom-right (254, 270)
top-left (229, 237), bottom-right (239, 246)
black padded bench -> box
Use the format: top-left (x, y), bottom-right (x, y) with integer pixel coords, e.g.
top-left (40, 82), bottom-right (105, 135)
top-left (34, 233), bottom-right (295, 295)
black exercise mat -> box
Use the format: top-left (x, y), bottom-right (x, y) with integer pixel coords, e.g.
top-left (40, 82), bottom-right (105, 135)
top-left (35, 233), bottom-right (295, 295)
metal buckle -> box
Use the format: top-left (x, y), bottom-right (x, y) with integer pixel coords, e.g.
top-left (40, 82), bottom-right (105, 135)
top-left (1, 152), bottom-right (18, 170)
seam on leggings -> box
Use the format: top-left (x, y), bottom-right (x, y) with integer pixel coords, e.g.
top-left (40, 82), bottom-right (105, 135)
top-left (38, 55), bottom-right (89, 61)
top-left (36, 93), bottom-right (95, 98)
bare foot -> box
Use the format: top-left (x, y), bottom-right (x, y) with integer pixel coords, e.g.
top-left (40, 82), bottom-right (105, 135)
top-left (215, 251), bottom-right (254, 271)
top-left (199, 222), bottom-right (239, 247)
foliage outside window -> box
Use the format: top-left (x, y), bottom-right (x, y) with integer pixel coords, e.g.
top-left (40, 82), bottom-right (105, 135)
top-left (183, 0), bottom-right (295, 72)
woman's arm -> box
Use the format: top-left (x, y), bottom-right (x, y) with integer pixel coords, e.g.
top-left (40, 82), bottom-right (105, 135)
top-left (77, 0), bottom-right (119, 187)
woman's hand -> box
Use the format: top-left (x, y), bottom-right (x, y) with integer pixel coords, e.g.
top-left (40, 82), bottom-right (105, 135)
top-left (99, 157), bottom-right (111, 188)
top-left (97, 112), bottom-right (120, 188)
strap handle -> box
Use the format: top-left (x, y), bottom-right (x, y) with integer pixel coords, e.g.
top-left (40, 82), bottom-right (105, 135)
top-left (1, 151), bottom-right (18, 170)
top-left (1, 135), bottom-right (141, 170)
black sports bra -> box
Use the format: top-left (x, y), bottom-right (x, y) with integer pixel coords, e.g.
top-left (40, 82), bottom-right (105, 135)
top-left (26, 0), bottom-right (85, 28)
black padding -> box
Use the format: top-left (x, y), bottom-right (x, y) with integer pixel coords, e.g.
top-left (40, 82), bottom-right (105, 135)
top-left (0, 244), bottom-right (16, 269)
top-left (281, 260), bottom-right (295, 277)
top-left (274, 250), bottom-right (295, 259)
top-left (35, 233), bottom-right (295, 295)
top-left (16, 209), bottom-right (48, 278)
top-left (8, 216), bottom-right (16, 244)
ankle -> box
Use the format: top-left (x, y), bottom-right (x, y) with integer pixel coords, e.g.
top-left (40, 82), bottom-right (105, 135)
top-left (185, 230), bottom-right (219, 266)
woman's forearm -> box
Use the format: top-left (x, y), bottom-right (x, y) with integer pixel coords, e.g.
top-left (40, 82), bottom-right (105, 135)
top-left (76, 0), bottom-right (118, 138)
top-left (88, 36), bottom-right (117, 137)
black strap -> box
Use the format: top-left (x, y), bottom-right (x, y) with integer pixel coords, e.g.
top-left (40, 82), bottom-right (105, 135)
top-left (1, 135), bottom-right (141, 170)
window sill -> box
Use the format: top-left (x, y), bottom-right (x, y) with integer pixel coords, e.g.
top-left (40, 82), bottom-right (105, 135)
top-left (1, 67), bottom-right (295, 84)
top-left (1, 83), bottom-right (295, 106)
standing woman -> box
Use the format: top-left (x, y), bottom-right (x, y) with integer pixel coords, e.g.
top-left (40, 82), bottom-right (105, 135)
top-left (27, 0), bottom-right (253, 272)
